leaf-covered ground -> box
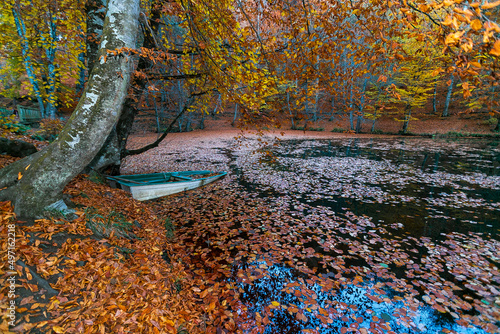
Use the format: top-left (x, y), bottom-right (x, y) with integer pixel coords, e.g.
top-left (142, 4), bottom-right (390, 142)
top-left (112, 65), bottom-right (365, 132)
top-left (0, 172), bottom-right (213, 333)
top-left (1, 133), bottom-right (499, 333)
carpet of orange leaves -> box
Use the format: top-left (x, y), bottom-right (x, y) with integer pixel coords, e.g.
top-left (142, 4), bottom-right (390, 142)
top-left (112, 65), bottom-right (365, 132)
top-left (0, 172), bottom-right (227, 333)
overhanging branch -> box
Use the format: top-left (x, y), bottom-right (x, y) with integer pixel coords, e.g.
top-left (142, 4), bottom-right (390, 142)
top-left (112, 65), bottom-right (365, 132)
top-left (145, 72), bottom-right (207, 80)
top-left (122, 96), bottom-right (195, 157)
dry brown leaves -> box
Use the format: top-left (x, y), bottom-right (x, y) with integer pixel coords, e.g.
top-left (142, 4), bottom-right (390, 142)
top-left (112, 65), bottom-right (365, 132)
top-left (0, 176), bottom-right (217, 333)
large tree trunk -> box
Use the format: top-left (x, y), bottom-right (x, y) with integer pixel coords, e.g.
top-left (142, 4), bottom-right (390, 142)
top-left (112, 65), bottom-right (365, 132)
top-left (402, 104), bottom-right (411, 134)
top-left (86, 0), bottom-right (108, 75)
top-left (88, 5), bottom-right (163, 174)
top-left (85, 98), bottom-right (137, 174)
top-left (0, 0), bottom-right (140, 217)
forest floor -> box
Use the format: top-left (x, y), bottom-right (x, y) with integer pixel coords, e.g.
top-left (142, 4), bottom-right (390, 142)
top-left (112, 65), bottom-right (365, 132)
top-left (129, 111), bottom-right (499, 141)
top-left (0, 115), bottom-right (499, 333)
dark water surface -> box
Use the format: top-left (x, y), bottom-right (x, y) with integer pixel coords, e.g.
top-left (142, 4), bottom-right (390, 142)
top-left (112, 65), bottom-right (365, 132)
top-left (229, 137), bottom-right (500, 333)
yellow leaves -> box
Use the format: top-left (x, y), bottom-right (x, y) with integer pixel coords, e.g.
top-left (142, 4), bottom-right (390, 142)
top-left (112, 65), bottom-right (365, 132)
top-left (485, 21), bottom-right (500, 33)
top-left (18, 172), bottom-right (23, 180)
top-left (469, 61), bottom-right (481, 69)
top-left (443, 15), bottom-right (459, 29)
top-left (460, 38), bottom-right (474, 52)
top-left (431, 68), bottom-right (443, 76)
top-left (454, 8), bottom-right (474, 21)
top-left (483, 22), bottom-right (500, 43)
top-left (419, 4), bottom-right (430, 12)
top-left (207, 301), bottom-right (216, 312)
top-left (395, 53), bottom-right (405, 61)
top-left (461, 82), bottom-right (472, 98)
top-left (482, 0), bottom-right (500, 9)
top-left (443, 15), bottom-right (453, 26)
top-left (52, 326), bottom-right (65, 333)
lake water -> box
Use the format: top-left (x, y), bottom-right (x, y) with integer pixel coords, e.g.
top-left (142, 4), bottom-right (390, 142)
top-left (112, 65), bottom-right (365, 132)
top-left (163, 137), bottom-right (500, 334)
top-left (242, 138), bottom-right (500, 239)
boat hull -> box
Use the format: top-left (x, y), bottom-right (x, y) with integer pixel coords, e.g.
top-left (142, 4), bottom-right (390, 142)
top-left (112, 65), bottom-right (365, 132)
top-left (108, 171), bottom-right (226, 201)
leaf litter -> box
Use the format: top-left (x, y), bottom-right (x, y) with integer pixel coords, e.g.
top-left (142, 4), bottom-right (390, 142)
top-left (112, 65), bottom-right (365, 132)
top-left (0, 136), bottom-right (499, 333)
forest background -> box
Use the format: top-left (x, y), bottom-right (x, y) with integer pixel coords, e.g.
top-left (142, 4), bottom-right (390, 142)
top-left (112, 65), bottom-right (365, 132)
top-left (1, 0), bottom-right (499, 140)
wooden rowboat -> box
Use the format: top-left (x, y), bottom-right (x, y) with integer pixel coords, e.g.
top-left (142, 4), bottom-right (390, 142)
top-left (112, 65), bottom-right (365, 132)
top-left (107, 170), bottom-right (227, 201)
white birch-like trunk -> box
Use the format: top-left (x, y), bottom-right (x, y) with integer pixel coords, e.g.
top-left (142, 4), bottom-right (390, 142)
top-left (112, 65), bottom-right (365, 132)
top-left (12, 6), bottom-right (45, 116)
top-left (0, 0), bottom-right (140, 217)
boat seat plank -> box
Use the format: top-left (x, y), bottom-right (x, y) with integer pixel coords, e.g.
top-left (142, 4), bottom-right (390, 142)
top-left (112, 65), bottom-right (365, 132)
top-left (171, 175), bottom-right (192, 181)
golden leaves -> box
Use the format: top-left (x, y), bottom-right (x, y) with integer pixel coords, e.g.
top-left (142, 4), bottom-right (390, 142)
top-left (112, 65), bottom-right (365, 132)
top-left (484, 21), bottom-right (500, 34)
top-left (469, 61), bottom-right (481, 69)
top-left (471, 19), bottom-right (482, 31)
top-left (490, 40), bottom-right (500, 56)
top-left (482, 1), bottom-right (500, 9)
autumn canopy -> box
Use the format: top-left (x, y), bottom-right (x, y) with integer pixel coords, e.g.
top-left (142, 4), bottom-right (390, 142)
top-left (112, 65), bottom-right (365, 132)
top-left (0, 0), bottom-right (498, 216)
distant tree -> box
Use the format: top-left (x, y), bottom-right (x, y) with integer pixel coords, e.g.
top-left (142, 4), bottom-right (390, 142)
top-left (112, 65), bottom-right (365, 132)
top-left (389, 39), bottom-right (438, 133)
top-left (0, 0), bottom-right (85, 117)
top-left (0, 0), bottom-right (498, 218)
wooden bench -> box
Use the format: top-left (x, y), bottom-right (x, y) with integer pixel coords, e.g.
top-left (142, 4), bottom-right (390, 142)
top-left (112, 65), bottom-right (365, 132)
top-left (17, 106), bottom-right (42, 125)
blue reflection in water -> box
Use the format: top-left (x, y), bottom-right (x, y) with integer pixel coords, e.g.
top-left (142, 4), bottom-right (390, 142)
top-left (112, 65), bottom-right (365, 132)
top-left (231, 260), bottom-right (488, 334)
top-left (229, 138), bottom-right (499, 333)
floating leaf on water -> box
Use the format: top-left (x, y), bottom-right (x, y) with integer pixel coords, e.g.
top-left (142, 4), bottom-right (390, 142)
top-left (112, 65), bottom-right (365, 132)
top-left (380, 312), bottom-right (392, 322)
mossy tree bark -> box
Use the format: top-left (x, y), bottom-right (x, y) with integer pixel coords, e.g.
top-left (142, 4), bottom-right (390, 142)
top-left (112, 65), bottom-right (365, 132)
top-left (87, 6), bottom-right (166, 175)
top-left (86, 0), bottom-right (108, 76)
top-left (0, 0), bottom-right (140, 217)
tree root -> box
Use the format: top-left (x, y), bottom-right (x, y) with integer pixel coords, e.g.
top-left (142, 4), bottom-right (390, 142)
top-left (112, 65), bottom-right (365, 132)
top-left (0, 150), bottom-right (43, 189)
top-left (16, 260), bottom-right (59, 297)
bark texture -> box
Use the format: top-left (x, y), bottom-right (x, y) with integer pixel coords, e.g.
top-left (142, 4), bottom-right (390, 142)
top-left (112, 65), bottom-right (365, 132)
top-left (86, 98), bottom-right (136, 174)
top-left (0, 0), bottom-right (140, 217)
top-left (86, 0), bottom-right (108, 75)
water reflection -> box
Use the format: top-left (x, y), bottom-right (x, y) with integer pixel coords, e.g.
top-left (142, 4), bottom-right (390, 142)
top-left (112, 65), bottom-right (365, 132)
top-left (229, 137), bottom-right (500, 333)
top-left (231, 260), bottom-right (488, 334)
top-left (243, 137), bottom-right (500, 240)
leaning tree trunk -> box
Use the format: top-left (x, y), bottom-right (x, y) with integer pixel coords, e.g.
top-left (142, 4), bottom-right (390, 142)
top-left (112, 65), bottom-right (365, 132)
top-left (86, 0), bottom-right (108, 75)
top-left (0, 0), bottom-right (140, 217)
top-left (88, 4), bottom-right (167, 174)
